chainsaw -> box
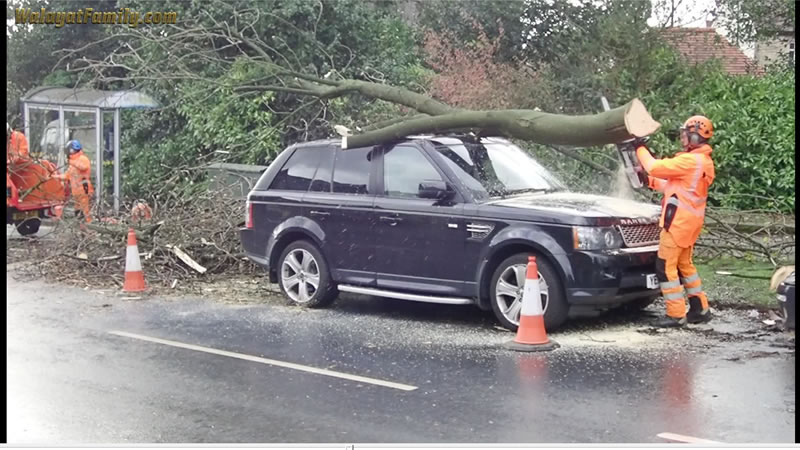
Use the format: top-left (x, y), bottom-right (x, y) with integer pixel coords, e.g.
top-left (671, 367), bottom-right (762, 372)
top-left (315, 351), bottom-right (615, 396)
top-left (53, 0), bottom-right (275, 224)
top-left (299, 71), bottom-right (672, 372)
top-left (601, 96), bottom-right (648, 190)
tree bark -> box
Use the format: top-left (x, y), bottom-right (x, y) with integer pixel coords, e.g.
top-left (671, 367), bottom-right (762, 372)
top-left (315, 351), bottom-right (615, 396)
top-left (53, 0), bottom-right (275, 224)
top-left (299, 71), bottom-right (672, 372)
top-left (341, 99), bottom-right (660, 149)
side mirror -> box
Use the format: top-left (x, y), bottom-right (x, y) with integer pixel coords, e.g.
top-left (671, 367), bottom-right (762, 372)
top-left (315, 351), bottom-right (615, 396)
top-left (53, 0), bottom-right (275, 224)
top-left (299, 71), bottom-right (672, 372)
top-left (418, 180), bottom-right (456, 201)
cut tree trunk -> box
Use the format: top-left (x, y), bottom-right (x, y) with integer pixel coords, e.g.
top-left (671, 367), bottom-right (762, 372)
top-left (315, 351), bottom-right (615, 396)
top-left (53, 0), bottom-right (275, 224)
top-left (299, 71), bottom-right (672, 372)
top-left (341, 99), bottom-right (659, 149)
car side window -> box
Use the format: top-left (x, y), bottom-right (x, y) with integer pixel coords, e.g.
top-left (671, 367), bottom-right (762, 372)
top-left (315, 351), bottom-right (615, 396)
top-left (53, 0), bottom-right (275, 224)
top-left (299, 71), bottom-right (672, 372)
top-left (383, 145), bottom-right (443, 198)
top-left (309, 148), bottom-right (335, 192)
top-left (269, 147), bottom-right (321, 192)
top-left (332, 147), bottom-right (372, 194)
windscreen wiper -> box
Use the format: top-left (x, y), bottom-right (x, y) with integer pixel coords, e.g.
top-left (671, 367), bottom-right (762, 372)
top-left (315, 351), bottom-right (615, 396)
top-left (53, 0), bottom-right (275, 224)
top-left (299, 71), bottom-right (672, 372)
top-left (504, 188), bottom-right (555, 196)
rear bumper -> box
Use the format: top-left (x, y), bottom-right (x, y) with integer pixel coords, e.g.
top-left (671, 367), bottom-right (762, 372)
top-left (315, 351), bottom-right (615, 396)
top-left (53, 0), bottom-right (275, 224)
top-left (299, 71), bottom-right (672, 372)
top-left (566, 246), bottom-right (660, 306)
top-left (240, 227), bottom-right (270, 269)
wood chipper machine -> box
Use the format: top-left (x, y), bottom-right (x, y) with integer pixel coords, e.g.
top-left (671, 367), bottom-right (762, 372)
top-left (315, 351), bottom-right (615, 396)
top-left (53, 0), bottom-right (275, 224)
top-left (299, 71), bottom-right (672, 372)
top-left (7, 157), bottom-right (67, 236)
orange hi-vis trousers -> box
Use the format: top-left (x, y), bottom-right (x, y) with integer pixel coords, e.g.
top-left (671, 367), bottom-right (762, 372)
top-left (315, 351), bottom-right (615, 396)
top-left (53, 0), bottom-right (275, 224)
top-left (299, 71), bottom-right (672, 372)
top-left (73, 192), bottom-right (92, 223)
top-left (656, 230), bottom-right (709, 318)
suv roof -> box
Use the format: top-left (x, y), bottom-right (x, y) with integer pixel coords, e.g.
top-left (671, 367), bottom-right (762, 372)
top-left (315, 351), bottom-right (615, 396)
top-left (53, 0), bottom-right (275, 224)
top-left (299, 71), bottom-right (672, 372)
top-left (292, 134), bottom-right (504, 150)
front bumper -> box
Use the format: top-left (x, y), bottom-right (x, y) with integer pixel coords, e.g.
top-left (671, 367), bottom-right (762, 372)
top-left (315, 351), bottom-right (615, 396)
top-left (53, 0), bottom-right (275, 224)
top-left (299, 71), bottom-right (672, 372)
top-left (565, 245), bottom-right (660, 306)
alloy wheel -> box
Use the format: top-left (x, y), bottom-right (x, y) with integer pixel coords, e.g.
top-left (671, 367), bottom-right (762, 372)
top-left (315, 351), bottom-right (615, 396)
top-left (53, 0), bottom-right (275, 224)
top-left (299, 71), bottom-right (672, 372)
top-left (281, 249), bottom-right (320, 303)
top-left (494, 263), bottom-right (549, 326)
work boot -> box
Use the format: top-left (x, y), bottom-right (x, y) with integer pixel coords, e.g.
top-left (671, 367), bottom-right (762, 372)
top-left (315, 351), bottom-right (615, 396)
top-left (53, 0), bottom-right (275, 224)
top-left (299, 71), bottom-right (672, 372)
top-left (652, 315), bottom-right (687, 328)
top-left (687, 296), bottom-right (712, 324)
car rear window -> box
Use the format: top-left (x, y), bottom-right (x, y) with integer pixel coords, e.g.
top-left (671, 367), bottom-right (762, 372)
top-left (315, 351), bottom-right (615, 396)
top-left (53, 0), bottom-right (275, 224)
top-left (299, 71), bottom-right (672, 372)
top-left (332, 147), bottom-right (372, 194)
top-left (269, 147), bottom-right (322, 192)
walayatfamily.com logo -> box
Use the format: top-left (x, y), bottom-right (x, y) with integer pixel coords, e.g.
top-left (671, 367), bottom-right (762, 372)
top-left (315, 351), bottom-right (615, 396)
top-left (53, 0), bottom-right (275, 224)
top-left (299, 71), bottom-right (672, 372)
top-left (14, 7), bottom-right (178, 28)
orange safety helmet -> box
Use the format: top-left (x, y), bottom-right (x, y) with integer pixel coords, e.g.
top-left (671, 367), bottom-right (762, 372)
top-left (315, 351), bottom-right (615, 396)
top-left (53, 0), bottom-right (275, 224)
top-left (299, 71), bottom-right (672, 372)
top-left (681, 115), bottom-right (713, 146)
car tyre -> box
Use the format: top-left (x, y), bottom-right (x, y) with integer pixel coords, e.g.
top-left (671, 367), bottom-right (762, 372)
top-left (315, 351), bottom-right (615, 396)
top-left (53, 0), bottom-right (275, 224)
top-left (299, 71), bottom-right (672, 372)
top-left (16, 218), bottom-right (41, 236)
top-left (278, 240), bottom-right (338, 308)
top-left (489, 252), bottom-right (568, 331)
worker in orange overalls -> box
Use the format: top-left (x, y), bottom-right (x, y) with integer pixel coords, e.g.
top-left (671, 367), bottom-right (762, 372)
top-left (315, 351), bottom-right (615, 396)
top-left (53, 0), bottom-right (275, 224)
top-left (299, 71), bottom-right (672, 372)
top-left (55, 140), bottom-right (94, 223)
top-left (636, 116), bottom-right (716, 327)
top-left (7, 122), bottom-right (30, 163)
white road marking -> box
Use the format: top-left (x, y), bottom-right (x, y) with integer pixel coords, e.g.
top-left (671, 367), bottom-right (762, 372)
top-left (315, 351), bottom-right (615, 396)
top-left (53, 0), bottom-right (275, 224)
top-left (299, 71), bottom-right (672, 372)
top-left (109, 330), bottom-right (418, 391)
top-left (657, 432), bottom-right (721, 444)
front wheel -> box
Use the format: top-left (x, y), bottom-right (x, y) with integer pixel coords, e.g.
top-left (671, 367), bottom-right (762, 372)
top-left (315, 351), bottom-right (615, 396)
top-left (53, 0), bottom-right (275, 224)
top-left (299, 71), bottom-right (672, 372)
top-left (489, 253), bottom-right (568, 331)
top-left (277, 240), bottom-right (338, 308)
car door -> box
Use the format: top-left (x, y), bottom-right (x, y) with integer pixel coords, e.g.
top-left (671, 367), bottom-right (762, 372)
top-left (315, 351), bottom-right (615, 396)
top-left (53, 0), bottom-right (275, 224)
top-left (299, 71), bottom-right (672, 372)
top-left (303, 145), bottom-right (378, 286)
top-left (373, 143), bottom-right (469, 297)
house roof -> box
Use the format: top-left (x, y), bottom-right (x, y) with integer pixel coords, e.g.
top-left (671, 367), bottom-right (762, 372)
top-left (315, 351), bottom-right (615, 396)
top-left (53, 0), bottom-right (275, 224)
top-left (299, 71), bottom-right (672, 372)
top-left (661, 27), bottom-right (763, 75)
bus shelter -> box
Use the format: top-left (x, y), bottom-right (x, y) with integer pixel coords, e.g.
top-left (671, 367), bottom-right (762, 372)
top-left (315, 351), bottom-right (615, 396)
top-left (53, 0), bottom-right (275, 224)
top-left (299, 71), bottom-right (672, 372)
top-left (20, 87), bottom-right (159, 212)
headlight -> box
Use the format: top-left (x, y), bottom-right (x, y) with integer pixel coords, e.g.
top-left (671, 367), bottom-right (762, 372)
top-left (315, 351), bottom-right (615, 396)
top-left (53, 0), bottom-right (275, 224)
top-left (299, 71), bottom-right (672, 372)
top-left (777, 294), bottom-right (787, 302)
top-left (573, 226), bottom-right (624, 250)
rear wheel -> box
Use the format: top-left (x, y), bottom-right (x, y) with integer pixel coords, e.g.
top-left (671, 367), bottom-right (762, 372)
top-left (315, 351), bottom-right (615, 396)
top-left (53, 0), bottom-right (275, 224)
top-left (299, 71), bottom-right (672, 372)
top-left (278, 240), bottom-right (338, 308)
top-left (489, 252), bottom-right (568, 331)
top-left (16, 218), bottom-right (41, 236)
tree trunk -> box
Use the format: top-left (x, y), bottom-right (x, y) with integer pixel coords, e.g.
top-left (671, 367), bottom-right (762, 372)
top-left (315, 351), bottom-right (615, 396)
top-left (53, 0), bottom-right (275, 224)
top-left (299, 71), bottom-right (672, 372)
top-left (342, 99), bottom-right (659, 149)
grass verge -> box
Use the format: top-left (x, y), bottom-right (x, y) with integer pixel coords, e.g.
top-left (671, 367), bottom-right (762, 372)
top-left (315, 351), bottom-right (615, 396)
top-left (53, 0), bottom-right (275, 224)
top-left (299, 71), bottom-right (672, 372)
top-left (696, 257), bottom-right (785, 310)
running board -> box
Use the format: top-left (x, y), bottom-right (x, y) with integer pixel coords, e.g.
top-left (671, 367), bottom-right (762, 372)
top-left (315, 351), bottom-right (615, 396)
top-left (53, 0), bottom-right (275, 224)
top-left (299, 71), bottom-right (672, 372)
top-left (337, 285), bottom-right (473, 305)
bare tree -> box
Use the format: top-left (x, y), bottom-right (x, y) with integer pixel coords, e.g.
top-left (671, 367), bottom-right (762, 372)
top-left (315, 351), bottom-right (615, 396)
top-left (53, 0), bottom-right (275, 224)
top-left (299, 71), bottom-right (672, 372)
top-left (58, 3), bottom-right (660, 150)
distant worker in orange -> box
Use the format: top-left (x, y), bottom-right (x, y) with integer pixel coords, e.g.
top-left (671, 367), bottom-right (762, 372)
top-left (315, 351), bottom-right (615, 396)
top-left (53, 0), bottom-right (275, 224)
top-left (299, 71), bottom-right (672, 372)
top-left (55, 140), bottom-right (94, 223)
top-left (636, 115), bottom-right (716, 328)
top-left (7, 122), bottom-right (30, 164)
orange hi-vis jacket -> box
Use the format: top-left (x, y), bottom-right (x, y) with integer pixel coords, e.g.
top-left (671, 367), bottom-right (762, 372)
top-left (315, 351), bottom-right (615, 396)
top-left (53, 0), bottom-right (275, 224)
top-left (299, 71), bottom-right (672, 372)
top-left (60, 151), bottom-right (95, 196)
top-left (7, 130), bottom-right (30, 162)
top-left (636, 144), bottom-right (715, 248)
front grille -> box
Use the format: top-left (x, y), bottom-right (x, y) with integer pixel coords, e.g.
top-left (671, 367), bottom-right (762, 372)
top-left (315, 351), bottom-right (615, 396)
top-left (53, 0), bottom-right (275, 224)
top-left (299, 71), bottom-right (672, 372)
top-left (617, 223), bottom-right (660, 247)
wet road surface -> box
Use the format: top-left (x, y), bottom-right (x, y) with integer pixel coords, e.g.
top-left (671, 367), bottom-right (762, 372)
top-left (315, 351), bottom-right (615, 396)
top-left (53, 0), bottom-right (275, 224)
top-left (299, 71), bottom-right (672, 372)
top-left (6, 273), bottom-right (795, 444)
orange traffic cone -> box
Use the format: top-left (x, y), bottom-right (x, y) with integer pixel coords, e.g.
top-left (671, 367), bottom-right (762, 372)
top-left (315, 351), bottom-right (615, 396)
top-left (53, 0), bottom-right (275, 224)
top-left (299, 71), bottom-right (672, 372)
top-left (505, 256), bottom-right (559, 352)
top-left (122, 228), bottom-right (147, 292)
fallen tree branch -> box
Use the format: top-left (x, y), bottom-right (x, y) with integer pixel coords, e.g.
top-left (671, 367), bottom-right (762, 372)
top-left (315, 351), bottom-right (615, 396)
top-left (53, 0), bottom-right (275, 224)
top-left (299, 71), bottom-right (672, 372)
top-left (166, 245), bottom-right (208, 274)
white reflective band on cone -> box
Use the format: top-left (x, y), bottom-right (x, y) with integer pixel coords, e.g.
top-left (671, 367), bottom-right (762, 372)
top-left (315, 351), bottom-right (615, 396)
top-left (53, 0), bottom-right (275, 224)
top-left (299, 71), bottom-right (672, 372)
top-left (520, 278), bottom-right (544, 317)
top-left (126, 245), bottom-right (142, 272)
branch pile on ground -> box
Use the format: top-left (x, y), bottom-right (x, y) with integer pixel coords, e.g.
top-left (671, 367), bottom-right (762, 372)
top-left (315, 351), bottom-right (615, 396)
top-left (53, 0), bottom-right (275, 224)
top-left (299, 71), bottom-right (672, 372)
top-left (8, 185), bottom-right (261, 292)
top-left (697, 207), bottom-right (795, 266)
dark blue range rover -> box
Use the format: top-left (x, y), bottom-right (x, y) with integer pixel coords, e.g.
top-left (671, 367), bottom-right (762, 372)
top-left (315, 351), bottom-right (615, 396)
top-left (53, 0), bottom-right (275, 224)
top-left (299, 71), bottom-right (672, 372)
top-left (240, 135), bottom-right (662, 330)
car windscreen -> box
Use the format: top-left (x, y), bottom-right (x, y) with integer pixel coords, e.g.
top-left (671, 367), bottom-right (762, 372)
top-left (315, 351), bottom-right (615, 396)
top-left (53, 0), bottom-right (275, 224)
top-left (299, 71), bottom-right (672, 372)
top-left (431, 138), bottom-right (566, 201)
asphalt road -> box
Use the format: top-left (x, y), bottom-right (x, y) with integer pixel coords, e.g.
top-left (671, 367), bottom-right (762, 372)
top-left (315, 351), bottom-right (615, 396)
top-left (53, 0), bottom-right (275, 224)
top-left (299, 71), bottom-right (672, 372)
top-left (6, 273), bottom-right (795, 444)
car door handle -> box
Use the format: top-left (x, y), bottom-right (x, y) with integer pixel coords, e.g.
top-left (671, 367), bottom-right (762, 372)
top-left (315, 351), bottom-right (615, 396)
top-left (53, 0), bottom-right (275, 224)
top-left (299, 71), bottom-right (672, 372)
top-left (379, 215), bottom-right (403, 226)
top-left (310, 210), bottom-right (330, 217)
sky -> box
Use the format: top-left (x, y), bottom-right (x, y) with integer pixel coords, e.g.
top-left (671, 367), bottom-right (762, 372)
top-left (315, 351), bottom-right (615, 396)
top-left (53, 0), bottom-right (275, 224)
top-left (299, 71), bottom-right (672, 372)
top-left (646, 0), bottom-right (757, 56)
top-left (647, 0), bottom-right (716, 27)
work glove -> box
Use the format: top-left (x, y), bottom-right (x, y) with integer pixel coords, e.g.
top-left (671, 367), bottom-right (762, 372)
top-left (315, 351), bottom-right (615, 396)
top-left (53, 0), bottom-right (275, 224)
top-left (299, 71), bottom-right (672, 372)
top-left (82, 180), bottom-right (89, 195)
top-left (631, 136), bottom-right (650, 150)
